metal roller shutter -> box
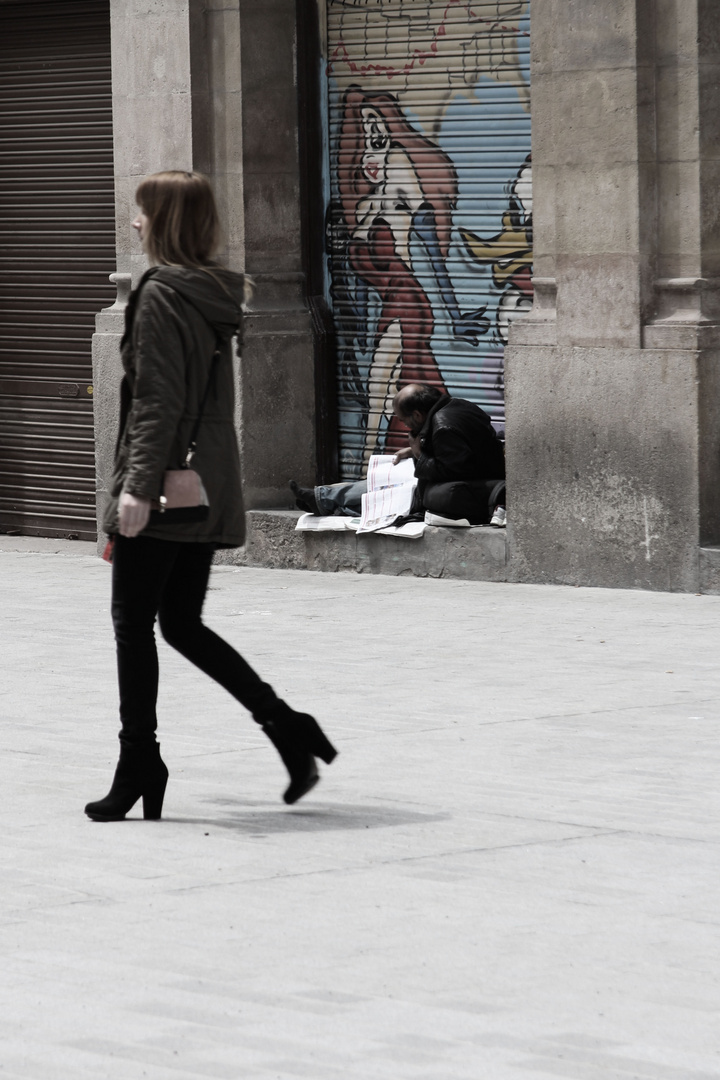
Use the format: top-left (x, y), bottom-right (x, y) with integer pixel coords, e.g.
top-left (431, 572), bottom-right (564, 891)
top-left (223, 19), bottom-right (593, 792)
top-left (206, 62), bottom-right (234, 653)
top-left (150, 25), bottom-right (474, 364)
top-left (0, 0), bottom-right (115, 539)
top-left (324, 0), bottom-right (532, 478)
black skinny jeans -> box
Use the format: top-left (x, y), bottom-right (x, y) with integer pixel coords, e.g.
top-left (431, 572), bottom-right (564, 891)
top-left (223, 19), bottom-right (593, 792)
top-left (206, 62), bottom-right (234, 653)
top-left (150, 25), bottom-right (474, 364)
top-left (111, 535), bottom-right (280, 747)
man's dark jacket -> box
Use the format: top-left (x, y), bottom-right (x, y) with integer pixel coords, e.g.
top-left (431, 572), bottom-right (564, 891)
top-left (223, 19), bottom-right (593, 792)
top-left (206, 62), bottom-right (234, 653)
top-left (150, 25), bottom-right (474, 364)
top-left (411, 395), bottom-right (505, 521)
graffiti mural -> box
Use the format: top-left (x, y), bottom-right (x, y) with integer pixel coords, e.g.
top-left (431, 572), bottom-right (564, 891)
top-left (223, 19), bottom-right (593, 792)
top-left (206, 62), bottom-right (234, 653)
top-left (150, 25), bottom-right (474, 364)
top-left (461, 154), bottom-right (533, 343)
top-left (325, 0), bottom-right (532, 476)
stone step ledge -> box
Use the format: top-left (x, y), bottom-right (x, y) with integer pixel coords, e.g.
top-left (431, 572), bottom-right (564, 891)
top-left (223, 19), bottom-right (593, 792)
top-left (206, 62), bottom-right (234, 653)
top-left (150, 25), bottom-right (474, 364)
top-left (215, 509), bottom-right (508, 581)
top-left (699, 545), bottom-right (720, 594)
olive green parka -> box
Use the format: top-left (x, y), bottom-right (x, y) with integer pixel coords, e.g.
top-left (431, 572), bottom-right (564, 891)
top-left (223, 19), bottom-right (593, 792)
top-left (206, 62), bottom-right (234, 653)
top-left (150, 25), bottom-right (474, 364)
top-left (102, 265), bottom-right (247, 547)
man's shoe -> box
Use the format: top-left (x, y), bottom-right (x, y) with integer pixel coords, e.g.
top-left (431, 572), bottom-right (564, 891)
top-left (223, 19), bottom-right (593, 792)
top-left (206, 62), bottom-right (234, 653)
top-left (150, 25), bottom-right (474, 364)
top-left (289, 480), bottom-right (321, 516)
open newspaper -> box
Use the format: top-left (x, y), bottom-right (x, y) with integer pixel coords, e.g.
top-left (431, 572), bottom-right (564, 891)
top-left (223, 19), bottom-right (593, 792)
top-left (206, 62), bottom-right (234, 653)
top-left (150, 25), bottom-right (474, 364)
top-left (356, 455), bottom-right (417, 534)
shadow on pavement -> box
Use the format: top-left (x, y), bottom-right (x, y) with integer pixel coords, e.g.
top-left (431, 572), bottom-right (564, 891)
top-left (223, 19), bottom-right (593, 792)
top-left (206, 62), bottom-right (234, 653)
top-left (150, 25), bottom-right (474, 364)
top-left (165, 800), bottom-right (451, 834)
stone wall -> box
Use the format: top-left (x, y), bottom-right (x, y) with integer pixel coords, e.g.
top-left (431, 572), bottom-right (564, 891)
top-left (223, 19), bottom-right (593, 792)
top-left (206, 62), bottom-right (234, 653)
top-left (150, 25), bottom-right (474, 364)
top-left (505, 0), bottom-right (720, 591)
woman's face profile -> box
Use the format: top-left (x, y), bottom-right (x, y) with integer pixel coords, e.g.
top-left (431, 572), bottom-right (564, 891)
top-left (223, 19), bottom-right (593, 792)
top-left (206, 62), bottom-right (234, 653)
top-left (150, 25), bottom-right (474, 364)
top-left (361, 107), bottom-right (390, 186)
top-left (132, 209), bottom-right (150, 253)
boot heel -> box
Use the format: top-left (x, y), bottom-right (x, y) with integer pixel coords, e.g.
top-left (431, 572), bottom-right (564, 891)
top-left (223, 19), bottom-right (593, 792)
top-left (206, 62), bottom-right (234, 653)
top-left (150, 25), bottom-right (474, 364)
top-left (142, 764), bottom-right (169, 820)
top-left (309, 731), bottom-right (337, 765)
top-left (142, 769), bottom-right (168, 820)
top-left (261, 719), bottom-right (322, 805)
top-left (298, 714), bottom-right (338, 764)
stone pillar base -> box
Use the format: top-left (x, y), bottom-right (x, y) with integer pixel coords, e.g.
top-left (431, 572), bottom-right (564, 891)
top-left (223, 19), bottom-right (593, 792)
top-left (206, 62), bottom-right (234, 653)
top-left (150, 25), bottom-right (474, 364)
top-left (505, 342), bottom-right (720, 592)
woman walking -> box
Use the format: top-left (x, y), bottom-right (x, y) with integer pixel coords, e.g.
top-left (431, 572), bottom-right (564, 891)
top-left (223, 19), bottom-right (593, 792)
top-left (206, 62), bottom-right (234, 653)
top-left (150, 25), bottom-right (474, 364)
top-left (85, 171), bottom-right (337, 822)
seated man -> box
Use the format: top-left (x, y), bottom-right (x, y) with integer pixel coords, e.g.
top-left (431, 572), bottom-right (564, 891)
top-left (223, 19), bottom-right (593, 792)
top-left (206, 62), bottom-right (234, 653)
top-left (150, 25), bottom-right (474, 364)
top-left (291, 383), bottom-right (505, 525)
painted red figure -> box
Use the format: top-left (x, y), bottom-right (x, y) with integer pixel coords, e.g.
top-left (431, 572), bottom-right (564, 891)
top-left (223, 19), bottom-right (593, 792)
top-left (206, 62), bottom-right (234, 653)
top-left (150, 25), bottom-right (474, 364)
top-left (338, 87), bottom-right (488, 460)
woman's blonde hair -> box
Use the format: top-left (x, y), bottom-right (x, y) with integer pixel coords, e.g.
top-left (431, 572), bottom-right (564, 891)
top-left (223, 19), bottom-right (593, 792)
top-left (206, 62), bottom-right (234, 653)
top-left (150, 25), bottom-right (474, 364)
top-left (135, 170), bottom-right (220, 267)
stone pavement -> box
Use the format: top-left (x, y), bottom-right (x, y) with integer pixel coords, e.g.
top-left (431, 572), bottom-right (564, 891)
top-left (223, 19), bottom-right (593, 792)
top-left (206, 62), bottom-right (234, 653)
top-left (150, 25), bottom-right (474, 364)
top-left (1, 536), bottom-right (720, 1080)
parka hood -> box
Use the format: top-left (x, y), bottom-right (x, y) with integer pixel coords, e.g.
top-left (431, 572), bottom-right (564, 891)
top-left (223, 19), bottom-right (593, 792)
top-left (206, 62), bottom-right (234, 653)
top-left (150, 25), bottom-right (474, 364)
top-left (149, 265), bottom-right (248, 340)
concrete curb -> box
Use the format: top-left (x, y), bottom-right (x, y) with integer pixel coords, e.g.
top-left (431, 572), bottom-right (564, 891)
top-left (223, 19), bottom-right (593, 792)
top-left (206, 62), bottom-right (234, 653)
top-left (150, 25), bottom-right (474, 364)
top-left (214, 509), bottom-right (508, 580)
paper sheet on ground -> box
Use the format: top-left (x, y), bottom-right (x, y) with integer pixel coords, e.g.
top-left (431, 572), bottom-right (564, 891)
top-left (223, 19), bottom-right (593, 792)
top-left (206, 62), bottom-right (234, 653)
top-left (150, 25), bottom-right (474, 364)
top-left (295, 513), bottom-right (425, 538)
top-left (346, 518), bottom-right (426, 539)
top-left (295, 509), bottom-right (425, 535)
top-left (295, 514), bottom-right (352, 531)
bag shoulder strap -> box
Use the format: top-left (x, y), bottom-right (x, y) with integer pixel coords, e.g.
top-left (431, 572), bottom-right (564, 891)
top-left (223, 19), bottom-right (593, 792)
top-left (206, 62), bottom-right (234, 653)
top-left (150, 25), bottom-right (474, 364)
top-left (167, 288), bottom-right (228, 467)
top-left (183, 340), bottom-right (221, 466)
top-left (126, 271), bottom-right (236, 467)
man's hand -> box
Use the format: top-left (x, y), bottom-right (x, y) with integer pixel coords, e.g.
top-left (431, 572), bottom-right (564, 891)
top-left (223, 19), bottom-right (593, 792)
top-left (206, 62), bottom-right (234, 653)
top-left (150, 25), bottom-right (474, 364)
top-left (408, 433), bottom-right (423, 458)
top-left (392, 446), bottom-right (415, 464)
top-left (118, 492), bottom-right (152, 538)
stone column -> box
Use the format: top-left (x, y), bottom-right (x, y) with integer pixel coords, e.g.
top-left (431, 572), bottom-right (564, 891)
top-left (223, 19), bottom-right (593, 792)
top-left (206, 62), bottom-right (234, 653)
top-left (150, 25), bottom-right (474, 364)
top-left (505, 0), bottom-right (720, 591)
top-left (93, 0), bottom-right (215, 546)
top-left (236, 0), bottom-right (317, 509)
top-left (93, 0), bottom-right (272, 541)
top-left (92, 272), bottom-right (132, 544)
top-left (110, 0), bottom-right (209, 281)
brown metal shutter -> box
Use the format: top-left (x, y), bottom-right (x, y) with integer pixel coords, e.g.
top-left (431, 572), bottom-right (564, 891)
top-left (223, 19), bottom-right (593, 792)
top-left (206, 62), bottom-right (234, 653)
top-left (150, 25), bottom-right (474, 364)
top-left (0, 0), bottom-right (115, 540)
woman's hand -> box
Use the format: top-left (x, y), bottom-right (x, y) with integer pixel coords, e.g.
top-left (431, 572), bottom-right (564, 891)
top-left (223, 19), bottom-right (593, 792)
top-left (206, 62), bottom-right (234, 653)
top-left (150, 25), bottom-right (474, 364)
top-left (118, 492), bottom-right (152, 538)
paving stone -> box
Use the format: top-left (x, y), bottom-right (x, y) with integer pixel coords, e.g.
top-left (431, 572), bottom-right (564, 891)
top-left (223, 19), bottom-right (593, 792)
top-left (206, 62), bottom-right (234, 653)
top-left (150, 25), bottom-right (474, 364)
top-left (1, 539), bottom-right (719, 1078)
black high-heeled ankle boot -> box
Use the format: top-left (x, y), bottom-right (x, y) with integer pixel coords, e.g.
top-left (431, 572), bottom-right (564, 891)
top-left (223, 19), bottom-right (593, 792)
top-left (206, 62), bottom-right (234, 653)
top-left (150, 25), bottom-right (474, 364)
top-left (85, 743), bottom-right (169, 822)
top-left (261, 706), bottom-right (338, 805)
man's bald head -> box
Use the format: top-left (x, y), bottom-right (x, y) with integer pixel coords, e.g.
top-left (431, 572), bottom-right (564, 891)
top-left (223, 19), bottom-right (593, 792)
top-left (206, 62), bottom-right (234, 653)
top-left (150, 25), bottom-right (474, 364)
top-left (392, 384), bottom-right (445, 430)
top-left (393, 384), bottom-right (425, 417)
